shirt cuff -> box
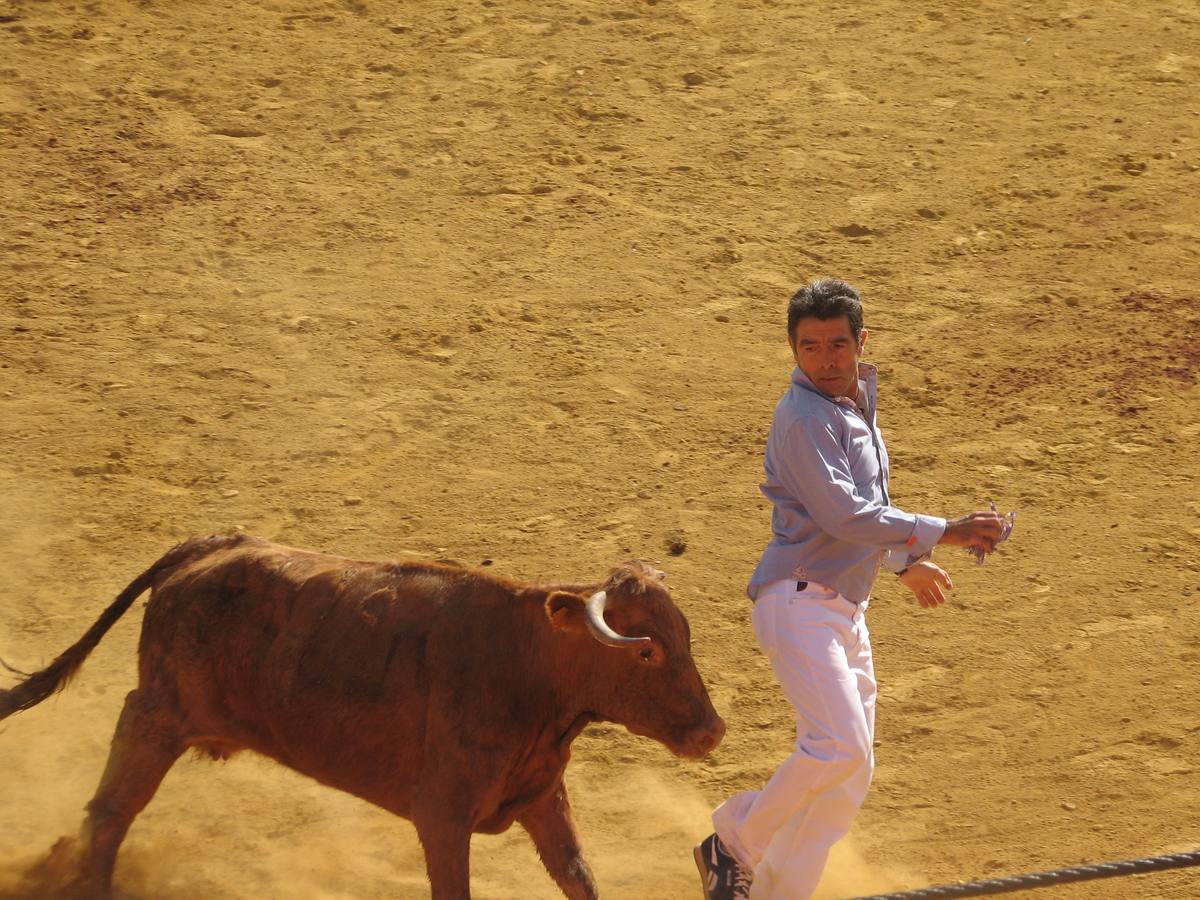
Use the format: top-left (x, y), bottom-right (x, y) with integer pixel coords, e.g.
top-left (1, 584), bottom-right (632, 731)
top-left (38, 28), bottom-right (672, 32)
top-left (883, 548), bottom-right (909, 574)
top-left (907, 515), bottom-right (946, 559)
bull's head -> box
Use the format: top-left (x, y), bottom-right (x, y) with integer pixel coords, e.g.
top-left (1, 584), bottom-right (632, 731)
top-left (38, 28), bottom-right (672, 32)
top-left (546, 562), bottom-right (725, 759)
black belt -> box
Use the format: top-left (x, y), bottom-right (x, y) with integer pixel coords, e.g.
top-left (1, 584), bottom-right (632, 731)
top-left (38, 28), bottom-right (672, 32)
top-left (753, 580), bottom-right (862, 604)
top-left (795, 580), bottom-right (866, 607)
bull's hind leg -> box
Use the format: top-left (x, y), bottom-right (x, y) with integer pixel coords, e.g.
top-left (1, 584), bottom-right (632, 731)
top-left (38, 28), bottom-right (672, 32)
top-left (75, 688), bottom-right (184, 891)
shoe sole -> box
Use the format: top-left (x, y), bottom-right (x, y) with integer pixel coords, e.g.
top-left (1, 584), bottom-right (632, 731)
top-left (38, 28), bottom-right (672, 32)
top-left (693, 844), bottom-right (713, 900)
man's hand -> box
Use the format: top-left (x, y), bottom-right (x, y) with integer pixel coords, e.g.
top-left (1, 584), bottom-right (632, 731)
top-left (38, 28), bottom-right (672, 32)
top-left (939, 511), bottom-right (1006, 555)
top-left (899, 561), bottom-right (954, 609)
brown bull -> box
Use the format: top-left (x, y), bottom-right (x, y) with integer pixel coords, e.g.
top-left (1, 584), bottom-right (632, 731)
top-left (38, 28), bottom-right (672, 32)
top-left (0, 533), bottom-right (725, 899)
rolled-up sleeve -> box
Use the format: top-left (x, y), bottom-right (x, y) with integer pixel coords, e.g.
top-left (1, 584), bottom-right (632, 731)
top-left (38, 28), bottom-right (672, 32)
top-left (775, 418), bottom-right (946, 554)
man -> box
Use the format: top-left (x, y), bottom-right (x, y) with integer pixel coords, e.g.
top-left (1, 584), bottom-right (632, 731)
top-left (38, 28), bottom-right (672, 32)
top-left (694, 278), bottom-right (1006, 900)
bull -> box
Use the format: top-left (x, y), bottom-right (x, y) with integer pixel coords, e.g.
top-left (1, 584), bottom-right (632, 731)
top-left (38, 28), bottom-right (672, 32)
top-left (0, 533), bottom-right (725, 899)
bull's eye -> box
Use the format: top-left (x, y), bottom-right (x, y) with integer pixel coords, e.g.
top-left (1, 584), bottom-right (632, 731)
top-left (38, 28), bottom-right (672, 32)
top-left (638, 645), bottom-right (656, 663)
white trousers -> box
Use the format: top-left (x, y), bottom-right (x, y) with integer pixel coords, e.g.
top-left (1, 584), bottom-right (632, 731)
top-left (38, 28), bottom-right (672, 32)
top-left (712, 580), bottom-right (877, 899)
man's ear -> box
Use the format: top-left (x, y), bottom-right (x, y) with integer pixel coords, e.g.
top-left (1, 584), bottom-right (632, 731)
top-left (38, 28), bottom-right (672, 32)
top-left (545, 591), bottom-right (587, 634)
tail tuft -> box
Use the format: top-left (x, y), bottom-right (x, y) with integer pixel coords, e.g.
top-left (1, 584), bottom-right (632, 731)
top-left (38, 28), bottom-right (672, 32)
top-left (1, 665), bottom-right (79, 720)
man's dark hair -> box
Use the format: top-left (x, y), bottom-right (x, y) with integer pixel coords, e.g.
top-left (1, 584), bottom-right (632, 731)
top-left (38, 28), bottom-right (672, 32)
top-left (787, 278), bottom-right (864, 341)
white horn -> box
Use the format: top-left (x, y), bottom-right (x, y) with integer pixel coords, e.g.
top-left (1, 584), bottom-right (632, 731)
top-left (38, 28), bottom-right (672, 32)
top-left (584, 591), bottom-right (652, 649)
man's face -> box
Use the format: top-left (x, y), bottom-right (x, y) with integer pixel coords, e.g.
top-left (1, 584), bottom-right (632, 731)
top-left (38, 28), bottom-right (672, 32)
top-left (789, 315), bottom-right (867, 399)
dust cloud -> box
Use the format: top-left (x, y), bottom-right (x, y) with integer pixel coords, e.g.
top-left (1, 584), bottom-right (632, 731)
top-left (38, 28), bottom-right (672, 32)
top-left (0, 753), bottom-right (725, 899)
top-left (558, 765), bottom-right (718, 899)
top-left (814, 838), bottom-right (922, 899)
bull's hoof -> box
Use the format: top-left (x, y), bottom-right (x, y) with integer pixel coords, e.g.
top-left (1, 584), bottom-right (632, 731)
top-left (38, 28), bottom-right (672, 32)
top-left (1, 837), bottom-right (110, 900)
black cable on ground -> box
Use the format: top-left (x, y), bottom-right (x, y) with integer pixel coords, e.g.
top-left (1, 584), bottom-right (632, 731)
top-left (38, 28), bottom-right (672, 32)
top-left (845, 848), bottom-right (1200, 899)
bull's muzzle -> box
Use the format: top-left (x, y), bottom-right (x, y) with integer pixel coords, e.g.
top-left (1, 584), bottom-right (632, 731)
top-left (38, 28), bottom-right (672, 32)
top-left (677, 714), bottom-right (726, 759)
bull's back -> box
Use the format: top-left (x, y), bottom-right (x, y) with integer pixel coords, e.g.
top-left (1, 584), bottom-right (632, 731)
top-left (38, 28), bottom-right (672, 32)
top-left (138, 536), bottom-right (441, 811)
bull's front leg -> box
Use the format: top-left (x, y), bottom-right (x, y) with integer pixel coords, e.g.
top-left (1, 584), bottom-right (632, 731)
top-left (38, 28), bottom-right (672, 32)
top-left (413, 815), bottom-right (472, 900)
top-left (518, 782), bottom-right (598, 900)
top-left (412, 787), bottom-right (474, 900)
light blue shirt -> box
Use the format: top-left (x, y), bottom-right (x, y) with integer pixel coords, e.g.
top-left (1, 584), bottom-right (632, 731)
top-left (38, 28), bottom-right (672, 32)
top-left (747, 363), bottom-right (946, 604)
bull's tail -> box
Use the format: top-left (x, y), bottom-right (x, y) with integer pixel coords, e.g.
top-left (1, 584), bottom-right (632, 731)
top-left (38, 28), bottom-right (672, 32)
top-left (0, 533), bottom-right (242, 722)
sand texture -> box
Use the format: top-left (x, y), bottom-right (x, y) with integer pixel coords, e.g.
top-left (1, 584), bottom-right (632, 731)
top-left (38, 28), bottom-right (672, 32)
top-left (2, 0), bottom-right (1198, 897)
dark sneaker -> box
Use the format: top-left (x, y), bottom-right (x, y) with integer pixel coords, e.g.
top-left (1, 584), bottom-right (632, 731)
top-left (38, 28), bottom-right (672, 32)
top-left (694, 833), bottom-right (753, 900)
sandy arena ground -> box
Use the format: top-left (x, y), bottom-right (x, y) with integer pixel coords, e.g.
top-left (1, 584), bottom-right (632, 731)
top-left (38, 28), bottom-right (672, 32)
top-left (2, 1), bottom-right (1198, 897)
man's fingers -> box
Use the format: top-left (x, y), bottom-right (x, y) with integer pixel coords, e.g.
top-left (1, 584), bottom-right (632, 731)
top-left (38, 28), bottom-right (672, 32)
top-left (947, 515), bottom-right (1004, 548)
top-left (971, 523), bottom-right (1001, 549)
top-left (936, 569), bottom-right (954, 591)
top-left (969, 512), bottom-right (1005, 537)
top-left (965, 536), bottom-right (994, 553)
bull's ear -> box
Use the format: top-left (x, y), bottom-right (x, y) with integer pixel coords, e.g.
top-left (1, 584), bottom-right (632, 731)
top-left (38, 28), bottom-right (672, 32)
top-left (545, 591), bottom-right (587, 634)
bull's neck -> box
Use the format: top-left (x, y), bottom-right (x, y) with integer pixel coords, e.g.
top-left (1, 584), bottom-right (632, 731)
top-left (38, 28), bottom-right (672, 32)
top-left (557, 710), bottom-right (597, 751)
top-left (526, 585), bottom-right (614, 747)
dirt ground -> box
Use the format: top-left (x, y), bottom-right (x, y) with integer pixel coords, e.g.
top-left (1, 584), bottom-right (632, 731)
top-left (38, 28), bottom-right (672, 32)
top-left (2, 1), bottom-right (1198, 897)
